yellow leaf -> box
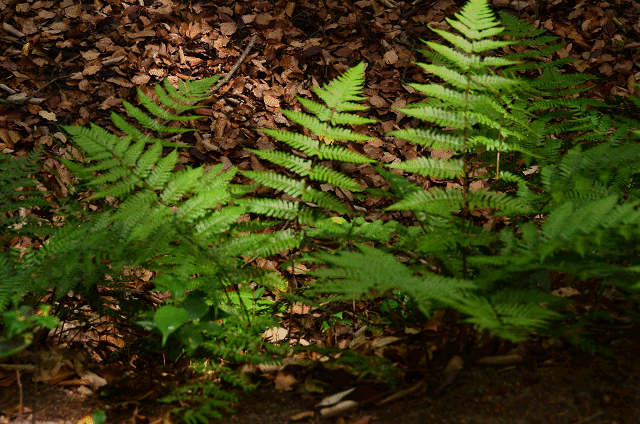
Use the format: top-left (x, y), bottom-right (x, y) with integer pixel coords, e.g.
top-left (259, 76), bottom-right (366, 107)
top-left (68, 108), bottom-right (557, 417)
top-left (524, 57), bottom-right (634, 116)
top-left (77, 415), bottom-right (94, 424)
top-left (319, 135), bottom-right (334, 145)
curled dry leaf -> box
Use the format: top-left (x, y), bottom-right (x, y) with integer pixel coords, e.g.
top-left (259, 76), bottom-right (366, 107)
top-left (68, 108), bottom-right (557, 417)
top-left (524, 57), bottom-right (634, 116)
top-left (319, 400), bottom-right (358, 418)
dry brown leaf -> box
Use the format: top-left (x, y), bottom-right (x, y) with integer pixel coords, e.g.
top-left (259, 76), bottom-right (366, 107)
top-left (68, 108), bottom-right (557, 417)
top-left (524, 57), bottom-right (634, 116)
top-left (220, 22), bottom-right (237, 36)
top-left (263, 94), bottom-right (280, 108)
top-left (274, 369), bottom-right (297, 391)
top-left (383, 49), bottom-right (398, 65)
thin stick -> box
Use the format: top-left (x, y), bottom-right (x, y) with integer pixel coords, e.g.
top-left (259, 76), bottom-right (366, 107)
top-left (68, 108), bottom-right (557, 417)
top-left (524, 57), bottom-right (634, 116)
top-left (16, 369), bottom-right (23, 418)
top-left (152, 34), bottom-right (258, 133)
top-left (207, 34), bottom-right (258, 97)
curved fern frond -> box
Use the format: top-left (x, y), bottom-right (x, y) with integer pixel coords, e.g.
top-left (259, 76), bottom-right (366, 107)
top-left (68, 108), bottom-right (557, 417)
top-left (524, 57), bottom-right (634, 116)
top-left (194, 206), bottom-right (246, 238)
top-left (242, 171), bottom-right (305, 198)
top-left (310, 244), bottom-right (475, 308)
top-left (399, 105), bottom-right (477, 129)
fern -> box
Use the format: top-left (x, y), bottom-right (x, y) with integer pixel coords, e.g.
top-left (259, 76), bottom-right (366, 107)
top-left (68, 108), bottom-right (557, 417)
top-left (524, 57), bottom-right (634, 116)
top-left (244, 63), bottom-right (375, 222)
top-left (0, 148), bottom-right (53, 241)
top-left (0, 74), bottom-right (307, 421)
top-left (4, 2), bottom-right (640, 418)
top-left (301, 0), bottom-right (640, 347)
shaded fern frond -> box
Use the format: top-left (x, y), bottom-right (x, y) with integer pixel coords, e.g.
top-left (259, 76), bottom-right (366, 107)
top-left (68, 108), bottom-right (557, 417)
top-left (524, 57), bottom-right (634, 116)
top-left (297, 97), bottom-right (376, 126)
top-left (386, 187), bottom-right (465, 216)
top-left (239, 198), bottom-right (300, 219)
top-left (0, 149), bottom-right (52, 239)
top-left (225, 230), bottom-right (301, 258)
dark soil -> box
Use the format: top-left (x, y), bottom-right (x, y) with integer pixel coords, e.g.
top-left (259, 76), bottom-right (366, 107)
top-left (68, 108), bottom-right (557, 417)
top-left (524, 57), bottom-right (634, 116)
top-left (2, 338), bottom-right (638, 424)
top-left (227, 339), bottom-right (640, 424)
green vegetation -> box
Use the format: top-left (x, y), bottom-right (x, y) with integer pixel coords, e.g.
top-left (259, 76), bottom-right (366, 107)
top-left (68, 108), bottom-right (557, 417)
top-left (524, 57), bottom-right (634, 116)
top-left (2, 0), bottom-right (640, 421)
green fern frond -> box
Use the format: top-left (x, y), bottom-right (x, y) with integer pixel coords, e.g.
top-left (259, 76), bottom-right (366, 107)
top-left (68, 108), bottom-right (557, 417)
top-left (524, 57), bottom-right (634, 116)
top-left (249, 149), bottom-right (312, 176)
top-left (313, 62), bottom-right (370, 112)
top-left (122, 101), bottom-right (194, 133)
top-left (146, 150), bottom-right (179, 190)
top-left (249, 62), bottom-right (374, 227)
top-left (541, 195), bottom-right (634, 243)
top-left (466, 189), bottom-right (531, 214)
top-left (242, 171), bottom-right (305, 197)
top-left (449, 0), bottom-right (503, 38)
top-left (177, 76), bottom-right (221, 98)
top-left (310, 244), bottom-right (475, 310)
top-left (296, 97), bottom-right (376, 125)
top-left (422, 40), bottom-right (481, 71)
top-left (257, 129), bottom-right (320, 157)
top-left (498, 10), bottom-right (547, 40)
top-left (160, 167), bottom-right (205, 203)
top-left (389, 157), bottom-right (464, 179)
top-left (155, 79), bottom-right (212, 110)
top-left (225, 230), bottom-right (300, 258)
top-left (281, 110), bottom-right (371, 143)
top-left (399, 105), bottom-right (477, 129)
top-left (389, 128), bottom-right (465, 151)
top-left (387, 187), bottom-right (465, 215)
top-left (194, 206), bottom-right (246, 237)
top-left (177, 187), bottom-right (233, 224)
top-left (0, 149), bottom-right (52, 240)
top-left (239, 198), bottom-right (300, 219)
top-left (0, 254), bottom-right (28, 313)
top-left (315, 145), bottom-right (375, 163)
top-left (454, 294), bottom-right (561, 342)
top-left (308, 166), bottom-right (364, 192)
top-left (407, 83), bottom-right (484, 107)
top-left (300, 187), bottom-right (351, 214)
top-left (374, 167), bottom-right (422, 200)
top-left (136, 90), bottom-right (204, 122)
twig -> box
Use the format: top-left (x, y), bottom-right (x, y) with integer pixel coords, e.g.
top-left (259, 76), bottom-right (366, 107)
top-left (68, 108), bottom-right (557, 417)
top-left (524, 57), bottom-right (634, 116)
top-left (152, 33), bottom-right (258, 133)
top-left (207, 34), bottom-right (258, 97)
top-left (16, 369), bottom-right (23, 418)
top-left (574, 411), bottom-right (604, 424)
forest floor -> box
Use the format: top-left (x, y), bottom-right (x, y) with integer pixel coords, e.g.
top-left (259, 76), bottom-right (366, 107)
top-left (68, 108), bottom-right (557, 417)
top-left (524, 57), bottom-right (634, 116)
top-left (1, 337), bottom-right (639, 423)
top-left (2, 0), bottom-right (640, 423)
